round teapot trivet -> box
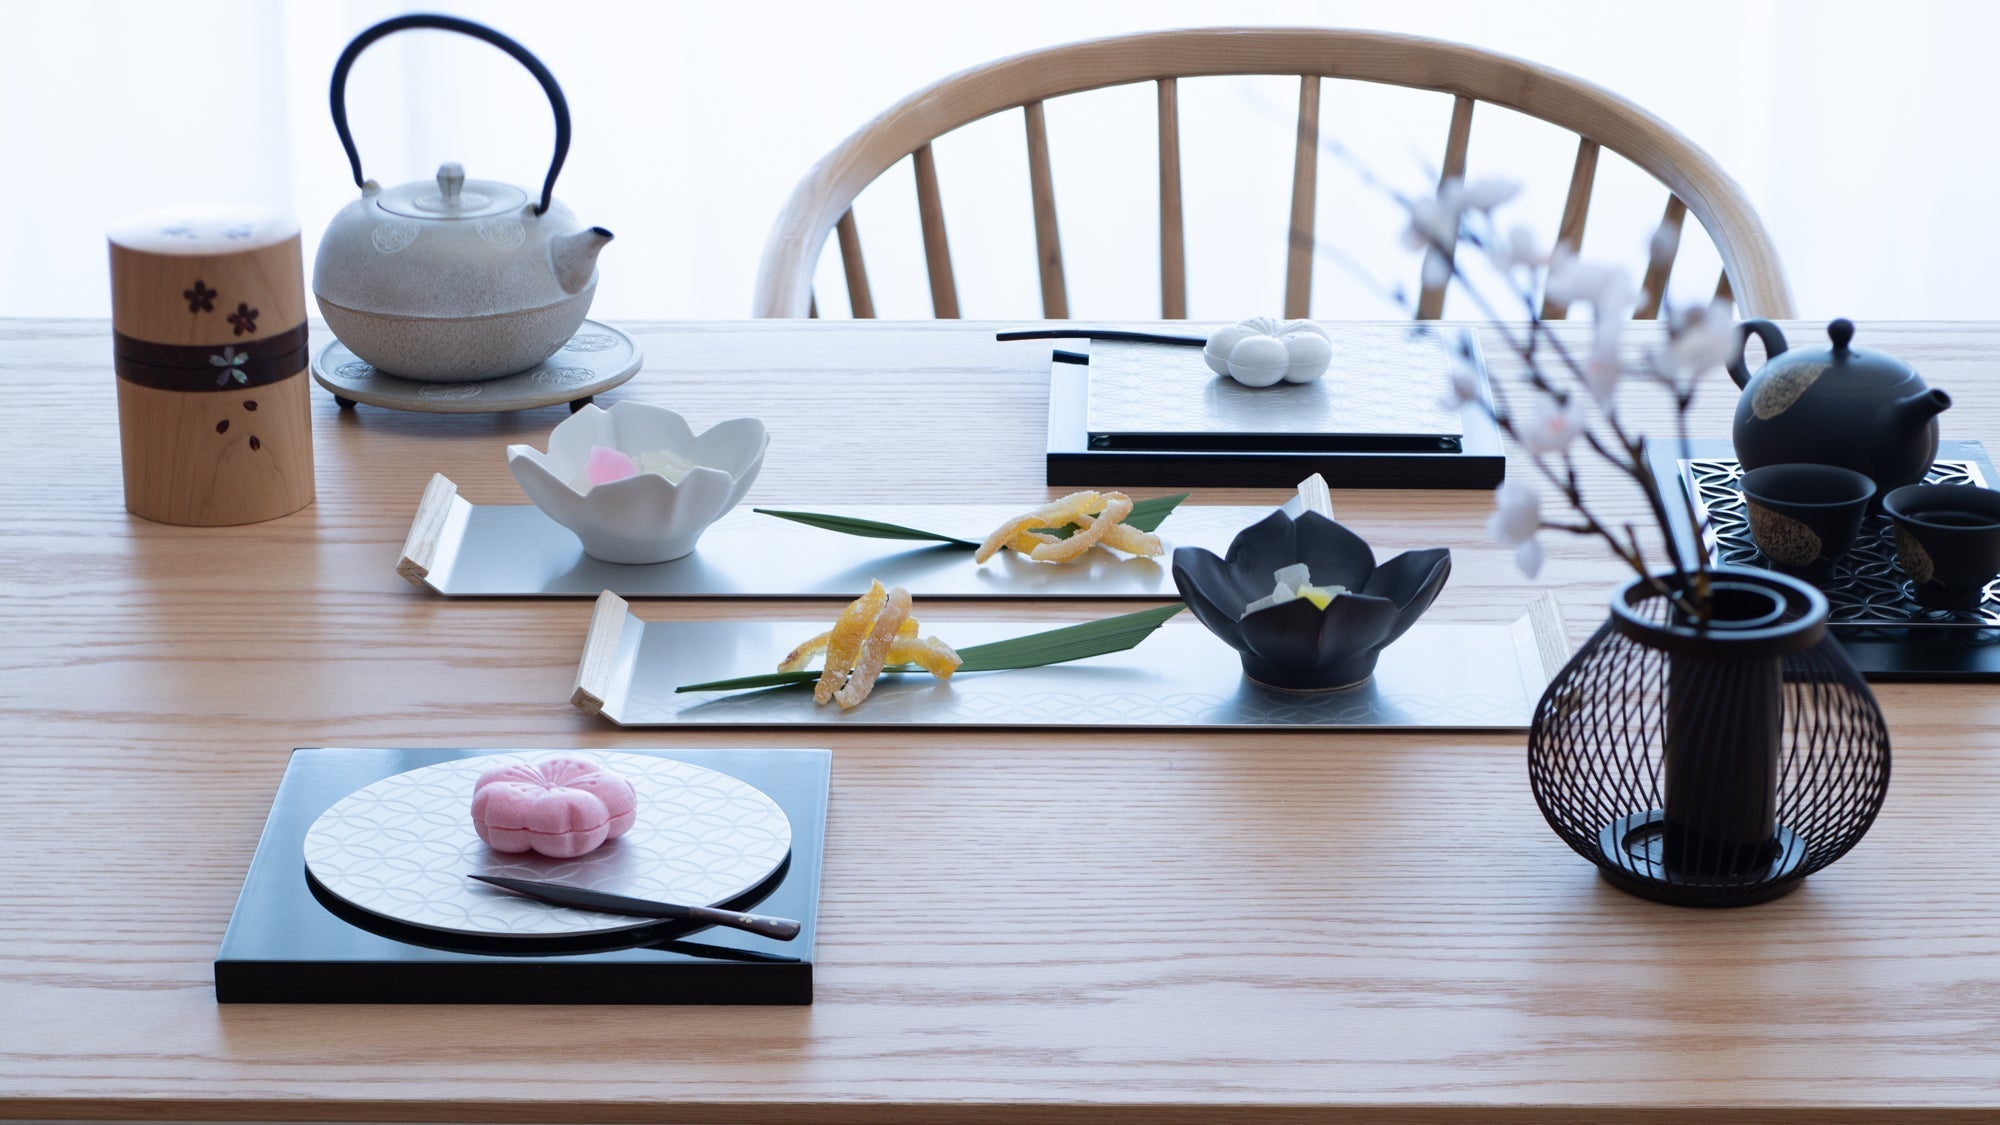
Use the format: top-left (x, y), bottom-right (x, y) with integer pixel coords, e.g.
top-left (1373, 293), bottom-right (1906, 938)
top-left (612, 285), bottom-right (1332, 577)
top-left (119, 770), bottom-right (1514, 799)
top-left (310, 319), bottom-right (641, 414)
top-left (303, 751), bottom-right (791, 939)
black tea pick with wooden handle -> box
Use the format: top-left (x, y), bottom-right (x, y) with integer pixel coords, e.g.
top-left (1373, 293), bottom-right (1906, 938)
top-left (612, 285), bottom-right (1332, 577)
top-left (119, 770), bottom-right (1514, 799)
top-left (468, 874), bottom-right (801, 940)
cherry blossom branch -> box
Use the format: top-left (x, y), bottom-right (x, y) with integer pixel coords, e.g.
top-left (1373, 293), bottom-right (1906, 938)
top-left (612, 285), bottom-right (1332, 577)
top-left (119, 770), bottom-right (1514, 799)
top-left (1417, 227), bottom-right (1702, 606)
top-left (1285, 151), bottom-right (1728, 621)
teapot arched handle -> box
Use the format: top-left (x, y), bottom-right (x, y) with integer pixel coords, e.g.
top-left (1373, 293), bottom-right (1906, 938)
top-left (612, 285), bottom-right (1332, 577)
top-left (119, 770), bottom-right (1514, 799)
top-left (1726, 319), bottom-right (1790, 391)
top-left (329, 14), bottom-right (570, 216)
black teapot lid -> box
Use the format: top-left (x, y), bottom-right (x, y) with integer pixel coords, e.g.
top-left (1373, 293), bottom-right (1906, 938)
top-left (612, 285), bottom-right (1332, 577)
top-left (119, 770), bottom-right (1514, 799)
top-left (1796, 318), bottom-right (1914, 382)
top-left (1832, 316), bottom-right (1904, 372)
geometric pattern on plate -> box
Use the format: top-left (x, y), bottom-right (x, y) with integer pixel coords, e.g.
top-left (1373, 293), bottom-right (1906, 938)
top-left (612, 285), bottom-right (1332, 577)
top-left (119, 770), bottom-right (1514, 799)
top-left (1685, 457), bottom-right (2000, 626)
top-left (303, 751), bottom-right (790, 938)
top-left (1084, 330), bottom-right (1465, 438)
top-left (676, 685), bottom-right (1527, 727)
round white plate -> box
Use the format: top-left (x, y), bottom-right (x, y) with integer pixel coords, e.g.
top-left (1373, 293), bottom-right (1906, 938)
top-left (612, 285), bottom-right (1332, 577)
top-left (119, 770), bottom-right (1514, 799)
top-left (303, 751), bottom-right (791, 938)
top-left (310, 319), bottom-right (642, 414)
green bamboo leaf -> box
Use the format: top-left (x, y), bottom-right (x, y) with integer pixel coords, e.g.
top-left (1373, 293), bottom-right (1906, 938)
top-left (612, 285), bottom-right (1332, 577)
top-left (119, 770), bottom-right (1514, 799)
top-left (759, 493), bottom-right (1190, 547)
top-left (954, 601), bottom-right (1185, 671)
top-left (675, 669), bottom-right (821, 693)
top-left (1124, 492), bottom-right (1190, 533)
top-left (675, 602), bottom-right (1186, 694)
top-left (753, 509), bottom-right (977, 548)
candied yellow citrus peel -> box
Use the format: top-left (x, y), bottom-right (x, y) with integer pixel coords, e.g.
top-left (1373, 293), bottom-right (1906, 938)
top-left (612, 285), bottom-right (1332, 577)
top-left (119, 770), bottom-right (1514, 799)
top-left (834, 585), bottom-right (913, 709)
top-left (976, 490), bottom-right (1163, 565)
top-left (784, 582), bottom-right (962, 709)
top-left (778, 631), bottom-right (830, 674)
top-left (888, 635), bottom-right (961, 679)
top-left (813, 580), bottom-right (887, 704)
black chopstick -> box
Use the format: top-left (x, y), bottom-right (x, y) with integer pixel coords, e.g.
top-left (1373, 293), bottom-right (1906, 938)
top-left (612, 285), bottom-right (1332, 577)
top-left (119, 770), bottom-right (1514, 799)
top-left (995, 329), bottom-right (1208, 347)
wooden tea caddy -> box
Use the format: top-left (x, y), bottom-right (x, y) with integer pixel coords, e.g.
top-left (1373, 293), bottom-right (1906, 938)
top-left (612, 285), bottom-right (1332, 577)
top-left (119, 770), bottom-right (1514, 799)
top-left (108, 206), bottom-right (314, 526)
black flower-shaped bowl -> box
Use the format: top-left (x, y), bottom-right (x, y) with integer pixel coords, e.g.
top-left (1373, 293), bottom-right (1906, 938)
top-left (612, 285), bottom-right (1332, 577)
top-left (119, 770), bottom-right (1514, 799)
top-left (1170, 511), bottom-right (1452, 691)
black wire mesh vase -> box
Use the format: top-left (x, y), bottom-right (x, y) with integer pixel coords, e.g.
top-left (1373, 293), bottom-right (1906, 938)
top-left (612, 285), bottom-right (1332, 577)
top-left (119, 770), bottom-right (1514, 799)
top-left (1528, 567), bottom-right (1890, 907)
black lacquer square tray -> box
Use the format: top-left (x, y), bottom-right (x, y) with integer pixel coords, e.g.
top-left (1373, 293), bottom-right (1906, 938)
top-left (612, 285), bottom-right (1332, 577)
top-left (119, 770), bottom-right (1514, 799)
top-left (1653, 438), bottom-right (2000, 681)
top-left (215, 747), bottom-right (828, 1004)
top-left (1044, 328), bottom-right (1506, 488)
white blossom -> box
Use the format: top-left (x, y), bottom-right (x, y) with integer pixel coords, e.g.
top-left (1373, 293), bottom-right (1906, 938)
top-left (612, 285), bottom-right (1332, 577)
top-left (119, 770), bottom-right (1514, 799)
top-left (1421, 249), bottom-right (1453, 289)
top-left (1487, 224), bottom-right (1547, 273)
top-left (1545, 249), bottom-right (1637, 312)
top-left (1487, 479), bottom-right (1542, 545)
top-left (1663, 299), bottom-right (1739, 381)
top-left (1513, 538), bottom-right (1546, 579)
top-left (1521, 397), bottom-right (1588, 456)
top-left (1401, 177), bottom-right (1525, 253)
top-left (1648, 221), bottom-right (1681, 274)
top-left (1441, 345), bottom-right (1483, 406)
top-left (1542, 249), bottom-right (1639, 407)
top-left (1460, 177), bottom-right (1522, 212)
top-left (1401, 193), bottom-right (1461, 252)
top-left (1488, 481), bottom-right (1547, 579)
top-left (1582, 320), bottom-right (1626, 406)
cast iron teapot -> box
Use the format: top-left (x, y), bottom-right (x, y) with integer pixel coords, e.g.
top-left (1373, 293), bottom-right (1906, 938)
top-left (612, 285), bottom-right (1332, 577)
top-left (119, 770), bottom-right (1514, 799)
top-left (312, 15), bottom-right (613, 382)
top-left (1727, 318), bottom-right (1950, 496)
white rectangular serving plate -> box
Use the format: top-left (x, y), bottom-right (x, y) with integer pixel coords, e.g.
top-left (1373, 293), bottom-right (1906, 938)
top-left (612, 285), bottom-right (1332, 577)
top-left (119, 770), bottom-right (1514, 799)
top-left (571, 592), bottom-right (1569, 731)
top-left (400, 475), bottom-right (1289, 600)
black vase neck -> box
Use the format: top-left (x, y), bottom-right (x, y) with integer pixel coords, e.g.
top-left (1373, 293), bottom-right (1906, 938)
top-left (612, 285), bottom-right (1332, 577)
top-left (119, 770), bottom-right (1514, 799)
top-left (1608, 568), bottom-right (1828, 659)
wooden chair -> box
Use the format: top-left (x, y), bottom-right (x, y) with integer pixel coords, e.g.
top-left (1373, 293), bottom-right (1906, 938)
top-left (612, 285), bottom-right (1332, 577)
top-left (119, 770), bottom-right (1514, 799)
top-left (753, 28), bottom-right (1793, 322)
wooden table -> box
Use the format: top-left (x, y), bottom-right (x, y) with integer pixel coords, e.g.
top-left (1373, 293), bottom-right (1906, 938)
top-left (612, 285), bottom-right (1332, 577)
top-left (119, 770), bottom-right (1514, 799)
top-left (4, 318), bottom-right (1999, 1123)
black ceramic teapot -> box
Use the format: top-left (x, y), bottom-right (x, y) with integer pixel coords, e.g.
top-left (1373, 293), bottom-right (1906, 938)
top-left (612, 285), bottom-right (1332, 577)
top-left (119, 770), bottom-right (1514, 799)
top-left (1727, 318), bottom-right (1950, 496)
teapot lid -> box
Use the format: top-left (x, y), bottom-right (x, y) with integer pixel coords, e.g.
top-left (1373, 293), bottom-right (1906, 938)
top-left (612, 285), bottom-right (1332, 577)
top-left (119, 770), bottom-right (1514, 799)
top-left (1796, 318), bottom-right (1915, 384)
top-left (376, 163), bottom-right (526, 221)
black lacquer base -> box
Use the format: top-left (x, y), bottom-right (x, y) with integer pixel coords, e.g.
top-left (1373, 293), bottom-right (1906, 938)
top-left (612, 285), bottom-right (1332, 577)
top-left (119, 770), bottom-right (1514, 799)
top-left (1043, 339), bottom-right (1506, 489)
top-left (215, 747), bottom-right (828, 1004)
top-left (1596, 810), bottom-right (1808, 908)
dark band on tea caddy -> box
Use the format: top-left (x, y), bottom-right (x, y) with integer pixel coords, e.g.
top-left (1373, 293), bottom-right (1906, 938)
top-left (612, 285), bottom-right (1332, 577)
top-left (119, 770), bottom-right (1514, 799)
top-left (113, 324), bottom-right (309, 392)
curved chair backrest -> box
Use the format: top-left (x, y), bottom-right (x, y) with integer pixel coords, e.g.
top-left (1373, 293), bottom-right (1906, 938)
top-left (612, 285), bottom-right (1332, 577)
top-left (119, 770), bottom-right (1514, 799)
top-left (754, 28), bottom-right (1793, 322)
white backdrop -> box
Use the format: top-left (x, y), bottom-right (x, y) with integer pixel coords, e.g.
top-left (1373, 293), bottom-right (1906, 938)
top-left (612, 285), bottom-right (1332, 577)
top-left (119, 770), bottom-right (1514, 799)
top-left (0, 0), bottom-right (1989, 323)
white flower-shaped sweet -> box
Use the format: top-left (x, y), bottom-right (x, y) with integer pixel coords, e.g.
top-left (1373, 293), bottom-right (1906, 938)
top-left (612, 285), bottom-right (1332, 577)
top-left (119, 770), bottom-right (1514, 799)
top-left (1202, 317), bottom-right (1333, 387)
top-left (506, 401), bottom-right (768, 564)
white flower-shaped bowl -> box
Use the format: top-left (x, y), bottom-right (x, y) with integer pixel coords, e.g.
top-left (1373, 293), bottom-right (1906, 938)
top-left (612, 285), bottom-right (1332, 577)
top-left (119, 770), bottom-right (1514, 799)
top-left (506, 401), bottom-right (768, 564)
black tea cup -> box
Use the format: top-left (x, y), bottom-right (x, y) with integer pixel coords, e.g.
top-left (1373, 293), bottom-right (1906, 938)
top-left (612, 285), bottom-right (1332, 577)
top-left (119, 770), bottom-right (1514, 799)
top-left (1737, 464), bottom-right (1876, 583)
top-left (1882, 484), bottom-right (2000, 610)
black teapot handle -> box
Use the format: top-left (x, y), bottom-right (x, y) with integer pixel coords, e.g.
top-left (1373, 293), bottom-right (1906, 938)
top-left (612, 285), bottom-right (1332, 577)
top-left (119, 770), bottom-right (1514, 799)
top-left (1727, 319), bottom-right (1790, 390)
top-left (329, 14), bottom-right (570, 216)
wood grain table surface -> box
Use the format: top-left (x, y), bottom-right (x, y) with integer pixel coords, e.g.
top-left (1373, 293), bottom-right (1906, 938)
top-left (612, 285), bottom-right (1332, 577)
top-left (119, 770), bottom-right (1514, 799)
top-left (3, 318), bottom-right (1999, 1123)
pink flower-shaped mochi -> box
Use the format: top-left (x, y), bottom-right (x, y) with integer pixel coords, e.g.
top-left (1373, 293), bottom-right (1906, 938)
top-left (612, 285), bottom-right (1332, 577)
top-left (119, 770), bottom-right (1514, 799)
top-left (470, 755), bottom-right (638, 859)
top-left (584, 445), bottom-right (639, 487)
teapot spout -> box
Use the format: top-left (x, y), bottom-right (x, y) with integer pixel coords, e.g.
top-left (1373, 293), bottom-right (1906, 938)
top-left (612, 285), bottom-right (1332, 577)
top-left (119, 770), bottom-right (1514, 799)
top-left (1885, 386), bottom-right (1952, 434)
top-left (552, 226), bottom-right (613, 295)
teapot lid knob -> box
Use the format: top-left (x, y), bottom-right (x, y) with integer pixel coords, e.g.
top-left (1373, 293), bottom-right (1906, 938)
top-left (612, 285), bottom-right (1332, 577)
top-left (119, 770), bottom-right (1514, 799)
top-left (436, 162), bottom-right (465, 205)
top-left (1828, 318), bottom-right (1855, 354)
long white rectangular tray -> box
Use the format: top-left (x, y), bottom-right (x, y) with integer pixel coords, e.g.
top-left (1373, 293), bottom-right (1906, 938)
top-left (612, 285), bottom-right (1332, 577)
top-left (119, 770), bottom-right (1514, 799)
top-left (571, 592), bottom-right (1570, 731)
top-left (399, 474), bottom-right (1277, 600)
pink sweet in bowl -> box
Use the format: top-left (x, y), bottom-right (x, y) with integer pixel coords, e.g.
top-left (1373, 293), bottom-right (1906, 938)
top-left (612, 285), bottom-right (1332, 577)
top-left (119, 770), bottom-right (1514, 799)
top-left (470, 755), bottom-right (638, 859)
